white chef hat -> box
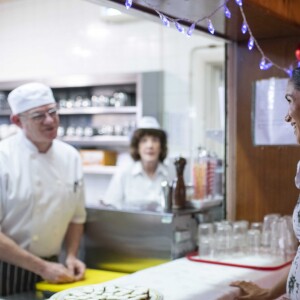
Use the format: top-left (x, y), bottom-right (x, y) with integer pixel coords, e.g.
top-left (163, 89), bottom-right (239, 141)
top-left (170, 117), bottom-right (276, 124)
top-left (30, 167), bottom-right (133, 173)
top-left (137, 116), bottom-right (161, 130)
top-left (7, 82), bottom-right (55, 115)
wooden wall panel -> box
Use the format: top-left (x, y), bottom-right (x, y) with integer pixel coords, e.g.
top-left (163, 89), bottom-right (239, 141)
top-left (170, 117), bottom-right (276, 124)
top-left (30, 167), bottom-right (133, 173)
top-left (234, 37), bottom-right (300, 222)
top-left (248, 0), bottom-right (300, 27)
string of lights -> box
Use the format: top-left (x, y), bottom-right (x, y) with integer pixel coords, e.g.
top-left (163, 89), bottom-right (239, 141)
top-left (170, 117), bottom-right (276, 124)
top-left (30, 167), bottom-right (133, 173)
top-left (124, 0), bottom-right (300, 76)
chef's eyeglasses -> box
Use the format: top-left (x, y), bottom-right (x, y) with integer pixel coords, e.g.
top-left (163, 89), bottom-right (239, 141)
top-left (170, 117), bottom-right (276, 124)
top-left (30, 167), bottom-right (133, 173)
top-left (20, 106), bottom-right (58, 123)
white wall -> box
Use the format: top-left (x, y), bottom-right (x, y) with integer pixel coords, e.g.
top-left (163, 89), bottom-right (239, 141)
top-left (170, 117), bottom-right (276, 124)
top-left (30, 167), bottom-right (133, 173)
top-left (0, 0), bottom-right (224, 153)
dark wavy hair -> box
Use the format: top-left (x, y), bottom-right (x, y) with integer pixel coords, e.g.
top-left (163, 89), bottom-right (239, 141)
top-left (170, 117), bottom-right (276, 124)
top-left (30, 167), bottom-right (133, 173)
top-left (291, 67), bottom-right (300, 91)
top-left (130, 128), bottom-right (168, 162)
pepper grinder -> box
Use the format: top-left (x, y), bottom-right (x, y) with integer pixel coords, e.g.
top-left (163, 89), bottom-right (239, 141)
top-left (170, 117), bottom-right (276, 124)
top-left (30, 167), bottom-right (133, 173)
top-left (172, 156), bottom-right (187, 209)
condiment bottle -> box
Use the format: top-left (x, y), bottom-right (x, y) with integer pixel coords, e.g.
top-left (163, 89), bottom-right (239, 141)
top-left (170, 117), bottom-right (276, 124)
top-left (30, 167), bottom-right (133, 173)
top-left (206, 151), bottom-right (218, 199)
top-left (172, 156), bottom-right (186, 209)
top-left (193, 147), bottom-right (208, 200)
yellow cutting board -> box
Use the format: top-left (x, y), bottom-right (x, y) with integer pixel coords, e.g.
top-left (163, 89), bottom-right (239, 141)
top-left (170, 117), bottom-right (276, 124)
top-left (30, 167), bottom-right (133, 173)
top-left (98, 258), bottom-right (169, 273)
top-left (35, 268), bottom-right (127, 293)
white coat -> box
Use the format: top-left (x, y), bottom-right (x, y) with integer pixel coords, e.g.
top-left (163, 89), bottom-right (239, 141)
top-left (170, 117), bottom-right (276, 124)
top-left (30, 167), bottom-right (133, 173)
top-left (0, 131), bottom-right (86, 257)
top-left (104, 161), bottom-right (168, 211)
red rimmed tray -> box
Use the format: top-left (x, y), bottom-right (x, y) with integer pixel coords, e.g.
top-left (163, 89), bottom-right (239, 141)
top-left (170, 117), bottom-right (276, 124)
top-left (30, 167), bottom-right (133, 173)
top-left (186, 251), bottom-right (293, 271)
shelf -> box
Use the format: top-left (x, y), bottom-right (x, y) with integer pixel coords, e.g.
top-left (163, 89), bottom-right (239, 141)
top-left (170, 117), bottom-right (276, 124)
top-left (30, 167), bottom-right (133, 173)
top-left (0, 106), bottom-right (137, 116)
top-left (185, 197), bottom-right (223, 210)
top-left (58, 106), bottom-right (137, 115)
top-left (83, 165), bottom-right (117, 175)
top-left (60, 135), bottom-right (130, 147)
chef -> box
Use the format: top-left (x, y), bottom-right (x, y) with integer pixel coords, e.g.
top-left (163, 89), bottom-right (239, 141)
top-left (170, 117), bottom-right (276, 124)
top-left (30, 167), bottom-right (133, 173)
top-left (103, 116), bottom-right (169, 211)
top-left (0, 82), bottom-right (86, 296)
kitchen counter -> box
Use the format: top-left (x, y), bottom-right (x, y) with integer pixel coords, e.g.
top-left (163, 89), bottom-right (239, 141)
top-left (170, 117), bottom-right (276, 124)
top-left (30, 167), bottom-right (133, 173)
top-left (2, 257), bottom-right (289, 299)
top-left (81, 257), bottom-right (290, 300)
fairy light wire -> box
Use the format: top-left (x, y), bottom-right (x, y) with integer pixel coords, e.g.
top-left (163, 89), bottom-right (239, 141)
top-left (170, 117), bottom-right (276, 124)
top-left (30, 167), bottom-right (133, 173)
top-left (125, 0), bottom-right (297, 75)
top-left (239, 5), bottom-right (288, 73)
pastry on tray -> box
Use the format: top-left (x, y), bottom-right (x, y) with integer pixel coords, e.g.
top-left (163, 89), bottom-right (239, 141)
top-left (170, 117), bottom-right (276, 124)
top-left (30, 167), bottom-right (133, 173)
top-left (49, 284), bottom-right (163, 300)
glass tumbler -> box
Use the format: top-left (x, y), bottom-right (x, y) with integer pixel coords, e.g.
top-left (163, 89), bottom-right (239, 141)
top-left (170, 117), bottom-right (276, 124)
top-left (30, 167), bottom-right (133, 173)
top-left (198, 223), bottom-right (214, 258)
top-left (215, 222), bottom-right (233, 258)
top-left (261, 214), bottom-right (280, 248)
top-left (233, 220), bottom-right (248, 255)
top-left (250, 222), bottom-right (263, 232)
top-left (247, 229), bottom-right (261, 255)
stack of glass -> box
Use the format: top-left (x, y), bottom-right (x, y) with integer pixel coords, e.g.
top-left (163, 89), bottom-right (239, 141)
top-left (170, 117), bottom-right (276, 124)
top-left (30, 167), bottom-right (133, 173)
top-left (198, 215), bottom-right (297, 260)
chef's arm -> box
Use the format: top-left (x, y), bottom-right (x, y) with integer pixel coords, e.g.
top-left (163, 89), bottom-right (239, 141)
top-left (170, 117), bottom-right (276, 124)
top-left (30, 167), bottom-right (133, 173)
top-left (0, 231), bottom-right (74, 283)
top-left (64, 222), bottom-right (86, 280)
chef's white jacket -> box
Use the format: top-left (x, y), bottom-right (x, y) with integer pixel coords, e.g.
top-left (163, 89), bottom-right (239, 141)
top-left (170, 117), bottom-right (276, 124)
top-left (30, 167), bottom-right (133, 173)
top-left (0, 131), bottom-right (86, 257)
top-left (104, 161), bottom-right (169, 211)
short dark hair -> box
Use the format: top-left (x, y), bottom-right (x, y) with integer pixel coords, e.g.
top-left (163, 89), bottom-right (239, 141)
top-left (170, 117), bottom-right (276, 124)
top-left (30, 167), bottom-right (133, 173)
top-left (291, 67), bottom-right (300, 91)
top-left (130, 128), bottom-right (168, 162)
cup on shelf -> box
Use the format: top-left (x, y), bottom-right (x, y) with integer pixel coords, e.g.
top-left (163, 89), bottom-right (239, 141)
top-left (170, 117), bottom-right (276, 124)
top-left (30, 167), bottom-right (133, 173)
top-left (121, 124), bottom-right (130, 136)
top-left (113, 125), bottom-right (123, 136)
top-left (82, 97), bottom-right (91, 107)
top-left (59, 99), bottom-right (67, 108)
top-left (91, 95), bottom-right (100, 107)
top-left (75, 126), bottom-right (84, 137)
top-left (99, 95), bottom-right (109, 106)
top-left (113, 92), bottom-right (128, 107)
top-left (74, 96), bottom-right (83, 108)
top-left (66, 99), bottom-right (75, 108)
top-left (83, 127), bottom-right (94, 137)
top-left (66, 126), bottom-right (75, 136)
top-left (109, 97), bottom-right (116, 107)
top-left (57, 126), bottom-right (65, 137)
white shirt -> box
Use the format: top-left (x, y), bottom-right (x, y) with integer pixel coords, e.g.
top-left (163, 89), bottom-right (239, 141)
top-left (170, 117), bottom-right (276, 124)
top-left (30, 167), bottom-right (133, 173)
top-left (104, 161), bottom-right (169, 211)
top-left (0, 131), bottom-right (86, 257)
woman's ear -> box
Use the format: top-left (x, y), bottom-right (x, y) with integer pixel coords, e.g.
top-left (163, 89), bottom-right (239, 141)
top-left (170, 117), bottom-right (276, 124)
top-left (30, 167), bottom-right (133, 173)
top-left (10, 114), bottom-right (23, 128)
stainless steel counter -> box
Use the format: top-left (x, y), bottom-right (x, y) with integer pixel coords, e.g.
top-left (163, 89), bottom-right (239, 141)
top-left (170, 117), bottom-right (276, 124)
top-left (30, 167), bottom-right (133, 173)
top-left (83, 206), bottom-right (222, 272)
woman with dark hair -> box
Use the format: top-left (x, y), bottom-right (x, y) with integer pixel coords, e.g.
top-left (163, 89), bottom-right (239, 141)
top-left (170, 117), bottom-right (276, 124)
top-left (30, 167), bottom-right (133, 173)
top-left (103, 116), bottom-right (169, 211)
top-left (231, 67), bottom-right (300, 300)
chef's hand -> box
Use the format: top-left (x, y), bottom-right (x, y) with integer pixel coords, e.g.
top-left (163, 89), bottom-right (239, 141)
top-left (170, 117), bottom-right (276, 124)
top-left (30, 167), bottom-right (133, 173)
top-left (65, 255), bottom-right (86, 281)
top-left (230, 281), bottom-right (272, 300)
top-left (41, 261), bottom-right (75, 283)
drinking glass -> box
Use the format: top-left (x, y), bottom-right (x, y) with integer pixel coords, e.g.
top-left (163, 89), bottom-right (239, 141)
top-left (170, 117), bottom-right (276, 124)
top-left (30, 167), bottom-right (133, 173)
top-left (233, 220), bottom-right (248, 254)
top-left (250, 222), bottom-right (263, 232)
top-left (261, 214), bottom-right (280, 248)
top-left (278, 216), bottom-right (297, 260)
top-left (215, 222), bottom-right (233, 258)
top-left (247, 229), bottom-right (261, 255)
top-left (198, 223), bottom-right (214, 258)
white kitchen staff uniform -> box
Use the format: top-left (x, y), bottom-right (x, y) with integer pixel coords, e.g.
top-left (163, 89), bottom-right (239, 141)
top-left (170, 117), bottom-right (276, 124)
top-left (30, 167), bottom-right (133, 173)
top-left (104, 161), bottom-right (168, 211)
top-left (0, 131), bottom-right (86, 258)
